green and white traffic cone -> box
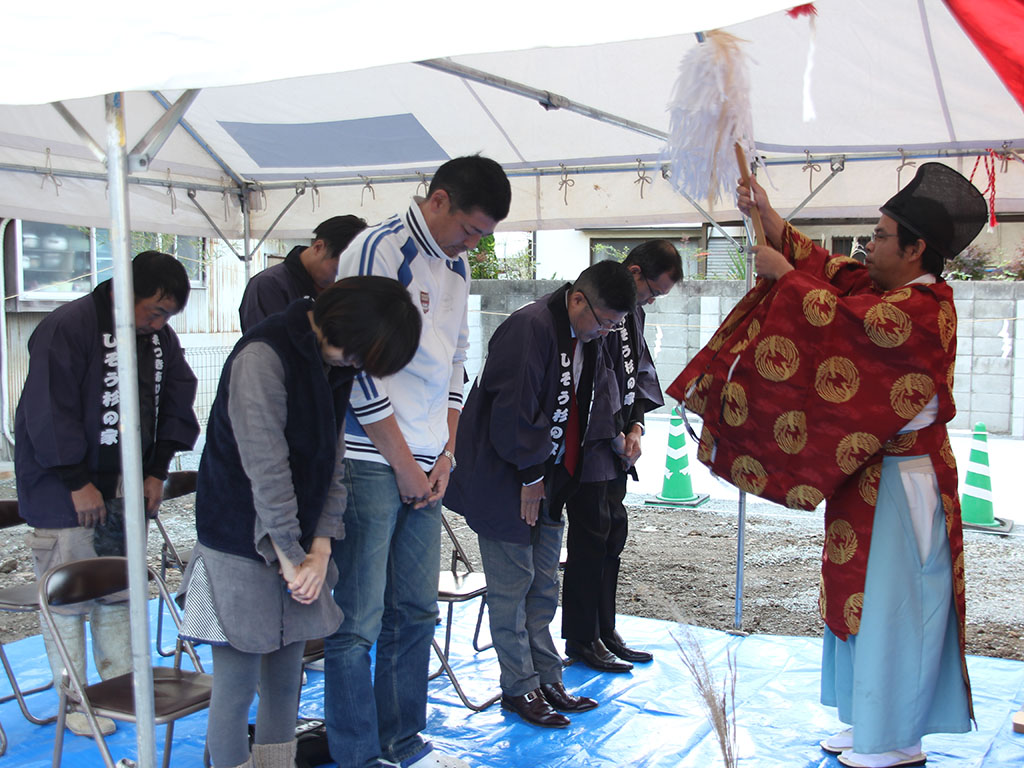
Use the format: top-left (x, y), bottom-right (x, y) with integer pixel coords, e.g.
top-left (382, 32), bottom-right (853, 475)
top-left (646, 407), bottom-right (709, 508)
top-left (961, 422), bottom-right (1013, 533)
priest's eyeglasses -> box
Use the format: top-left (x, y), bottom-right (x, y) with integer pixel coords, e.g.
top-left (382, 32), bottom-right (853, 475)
top-left (871, 229), bottom-right (898, 242)
top-left (581, 291), bottom-right (626, 331)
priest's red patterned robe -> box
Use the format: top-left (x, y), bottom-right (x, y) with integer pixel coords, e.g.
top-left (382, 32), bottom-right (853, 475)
top-left (667, 223), bottom-right (968, 700)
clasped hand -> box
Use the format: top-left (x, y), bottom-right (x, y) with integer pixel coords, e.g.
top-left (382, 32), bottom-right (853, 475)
top-left (279, 549), bottom-right (330, 605)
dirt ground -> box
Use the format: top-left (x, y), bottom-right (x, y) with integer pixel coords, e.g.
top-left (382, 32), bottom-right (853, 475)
top-left (2, 478), bottom-right (1022, 662)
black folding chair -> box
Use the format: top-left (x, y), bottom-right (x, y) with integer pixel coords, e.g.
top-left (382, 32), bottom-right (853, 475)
top-left (429, 512), bottom-right (498, 711)
top-left (0, 500), bottom-right (57, 726)
top-left (154, 471), bottom-right (197, 657)
top-left (39, 556), bottom-right (212, 768)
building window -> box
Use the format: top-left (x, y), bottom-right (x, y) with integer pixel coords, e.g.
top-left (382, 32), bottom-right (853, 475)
top-left (705, 235), bottom-right (749, 279)
top-left (4, 219), bottom-right (207, 310)
top-left (589, 235), bottom-right (702, 269)
top-left (127, 231), bottom-right (207, 287)
top-left (832, 236), bottom-right (853, 257)
top-left (13, 221), bottom-right (93, 300)
top-left (590, 237), bottom-right (650, 263)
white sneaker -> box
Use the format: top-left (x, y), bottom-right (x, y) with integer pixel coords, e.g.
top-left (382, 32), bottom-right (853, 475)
top-left (66, 711), bottom-right (116, 737)
top-left (398, 743), bottom-right (470, 768)
top-left (820, 727), bottom-right (854, 754)
top-left (838, 748), bottom-right (927, 768)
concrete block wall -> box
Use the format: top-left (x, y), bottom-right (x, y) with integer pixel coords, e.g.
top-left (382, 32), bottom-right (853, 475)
top-left (1014, 298), bottom-right (1024, 436)
top-left (949, 281), bottom-right (1023, 434)
top-left (470, 279), bottom-right (1024, 436)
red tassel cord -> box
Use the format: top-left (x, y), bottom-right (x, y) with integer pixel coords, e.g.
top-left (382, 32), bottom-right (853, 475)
top-left (786, 3), bottom-right (818, 19)
top-left (969, 150), bottom-right (999, 228)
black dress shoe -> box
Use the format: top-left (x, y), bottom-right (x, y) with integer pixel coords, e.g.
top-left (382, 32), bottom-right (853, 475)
top-left (501, 689), bottom-right (570, 728)
top-left (601, 631), bottom-right (654, 663)
top-left (564, 639), bottom-right (633, 673)
top-left (540, 681), bottom-right (598, 712)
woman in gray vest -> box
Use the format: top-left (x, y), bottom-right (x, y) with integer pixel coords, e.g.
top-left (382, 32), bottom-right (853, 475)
top-left (182, 277), bottom-right (420, 768)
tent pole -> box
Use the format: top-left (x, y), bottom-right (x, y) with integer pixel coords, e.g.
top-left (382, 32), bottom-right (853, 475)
top-left (105, 91), bottom-right (158, 768)
top-left (732, 217), bottom-right (758, 634)
top-left (52, 101), bottom-right (106, 163)
top-left (187, 189), bottom-right (245, 261)
top-left (417, 58), bottom-right (744, 249)
top-left (148, 90), bottom-right (247, 188)
top-left (786, 163), bottom-right (844, 221)
top-left (0, 218), bottom-right (15, 450)
top-left (245, 186), bottom-right (307, 262)
top-left (242, 188), bottom-right (252, 282)
top-left (417, 59), bottom-right (667, 141)
top-left (128, 89), bottom-right (201, 172)
top-left (734, 491), bottom-right (746, 631)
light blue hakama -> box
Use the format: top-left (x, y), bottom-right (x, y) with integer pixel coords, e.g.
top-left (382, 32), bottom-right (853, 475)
top-left (821, 455), bottom-right (970, 754)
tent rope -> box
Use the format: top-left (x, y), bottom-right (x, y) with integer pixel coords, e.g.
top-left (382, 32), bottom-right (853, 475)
top-left (415, 172), bottom-right (429, 197)
top-left (303, 178), bottom-right (320, 212)
top-left (801, 150), bottom-right (820, 193)
top-left (634, 159), bottom-right (652, 199)
top-left (968, 150), bottom-right (999, 228)
top-left (40, 148), bottom-right (62, 197)
top-left (896, 148), bottom-right (916, 190)
top-left (165, 169), bottom-right (177, 215)
top-left (252, 182), bottom-right (267, 213)
top-left (360, 175), bottom-right (375, 206)
top-left (558, 164), bottom-right (574, 205)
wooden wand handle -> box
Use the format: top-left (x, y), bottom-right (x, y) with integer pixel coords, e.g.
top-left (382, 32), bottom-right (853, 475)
top-left (734, 142), bottom-right (766, 246)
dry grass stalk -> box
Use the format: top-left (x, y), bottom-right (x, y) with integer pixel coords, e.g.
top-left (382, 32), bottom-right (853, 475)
top-left (671, 625), bottom-right (738, 768)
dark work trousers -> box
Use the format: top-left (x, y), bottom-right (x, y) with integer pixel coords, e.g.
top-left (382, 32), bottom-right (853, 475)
top-left (599, 472), bottom-right (629, 638)
top-left (561, 471), bottom-right (630, 642)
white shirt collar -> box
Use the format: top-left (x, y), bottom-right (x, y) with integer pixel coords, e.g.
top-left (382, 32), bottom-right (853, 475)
top-left (405, 196), bottom-right (448, 261)
top-left (903, 272), bottom-right (937, 287)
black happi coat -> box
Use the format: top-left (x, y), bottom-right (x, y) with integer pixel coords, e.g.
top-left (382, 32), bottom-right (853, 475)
top-left (445, 285), bottom-right (610, 545)
top-left (238, 246), bottom-right (318, 332)
top-left (580, 305), bottom-right (665, 483)
top-left (15, 283), bottom-right (199, 528)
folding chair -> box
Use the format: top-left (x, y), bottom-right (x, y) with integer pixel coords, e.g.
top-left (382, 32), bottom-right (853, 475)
top-left (154, 470), bottom-right (197, 657)
top-left (429, 512), bottom-right (498, 712)
top-left (39, 556), bottom-right (212, 768)
top-left (301, 638), bottom-right (325, 670)
top-left (0, 499), bottom-right (57, 726)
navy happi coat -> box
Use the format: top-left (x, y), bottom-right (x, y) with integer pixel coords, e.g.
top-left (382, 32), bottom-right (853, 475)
top-left (580, 305), bottom-right (665, 483)
top-left (14, 284), bottom-right (199, 528)
top-left (445, 285), bottom-right (611, 545)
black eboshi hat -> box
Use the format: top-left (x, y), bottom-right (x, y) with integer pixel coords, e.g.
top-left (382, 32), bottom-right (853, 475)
top-left (880, 162), bottom-right (988, 261)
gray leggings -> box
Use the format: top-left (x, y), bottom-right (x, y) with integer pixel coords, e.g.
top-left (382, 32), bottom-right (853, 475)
top-left (207, 641), bottom-right (306, 767)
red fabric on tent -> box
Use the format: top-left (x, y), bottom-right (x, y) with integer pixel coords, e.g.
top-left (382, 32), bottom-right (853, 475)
top-left (945, 0), bottom-right (1024, 113)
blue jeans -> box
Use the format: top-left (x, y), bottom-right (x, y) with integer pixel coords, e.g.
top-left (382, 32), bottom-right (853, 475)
top-left (324, 459), bottom-right (441, 768)
top-left (477, 518), bottom-right (564, 697)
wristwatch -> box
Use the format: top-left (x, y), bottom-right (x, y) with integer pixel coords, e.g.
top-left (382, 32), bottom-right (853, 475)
top-left (440, 449), bottom-right (457, 472)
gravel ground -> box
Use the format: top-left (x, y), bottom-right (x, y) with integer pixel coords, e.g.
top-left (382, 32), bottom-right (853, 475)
top-left (2, 472), bottom-right (1022, 661)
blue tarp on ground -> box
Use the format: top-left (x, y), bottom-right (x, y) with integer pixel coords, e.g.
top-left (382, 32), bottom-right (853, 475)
top-left (2, 599), bottom-right (1023, 767)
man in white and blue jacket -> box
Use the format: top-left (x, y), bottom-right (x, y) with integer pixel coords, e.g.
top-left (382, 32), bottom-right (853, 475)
top-left (324, 155), bottom-right (511, 768)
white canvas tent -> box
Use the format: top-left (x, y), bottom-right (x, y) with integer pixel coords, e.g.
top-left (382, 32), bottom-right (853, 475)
top-left (3, 1), bottom-right (1024, 765)
top-left (3, 0), bottom-right (1024, 246)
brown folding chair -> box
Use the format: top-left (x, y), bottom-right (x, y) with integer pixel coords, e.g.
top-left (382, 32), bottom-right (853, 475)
top-left (0, 499), bottom-right (57, 726)
top-left (429, 512), bottom-right (498, 712)
top-left (154, 471), bottom-right (197, 657)
top-left (301, 638), bottom-right (325, 670)
top-left (39, 556), bottom-right (212, 768)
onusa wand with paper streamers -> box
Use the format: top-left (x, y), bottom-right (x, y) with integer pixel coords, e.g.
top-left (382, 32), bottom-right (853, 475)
top-left (664, 29), bottom-right (761, 238)
top-left (663, 29), bottom-right (766, 646)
